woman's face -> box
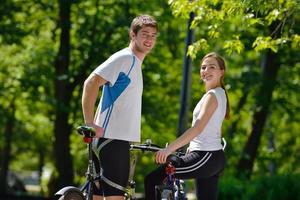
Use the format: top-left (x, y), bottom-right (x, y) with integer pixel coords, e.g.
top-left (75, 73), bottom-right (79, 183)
top-left (200, 57), bottom-right (224, 85)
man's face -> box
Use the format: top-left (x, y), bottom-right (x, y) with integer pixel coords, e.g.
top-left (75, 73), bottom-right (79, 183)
top-left (131, 26), bottom-right (157, 54)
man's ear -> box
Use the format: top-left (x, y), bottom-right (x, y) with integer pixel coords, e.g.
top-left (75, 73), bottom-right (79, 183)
top-left (130, 30), bottom-right (136, 40)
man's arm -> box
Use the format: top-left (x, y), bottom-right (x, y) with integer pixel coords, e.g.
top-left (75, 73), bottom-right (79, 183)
top-left (82, 73), bottom-right (107, 135)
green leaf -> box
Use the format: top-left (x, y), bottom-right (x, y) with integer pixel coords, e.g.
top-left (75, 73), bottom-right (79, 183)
top-left (224, 36), bottom-right (244, 55)
top-left (291, 34), bottom-right (300, 49)
top-left (252, 36), bottom-right (278, 52)
top-left (187, 39), bottom-right (209, 60)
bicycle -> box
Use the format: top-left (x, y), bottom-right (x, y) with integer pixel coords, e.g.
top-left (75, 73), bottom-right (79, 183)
top-left (54, 126), bottom-right (187, 200)
top-left (54, 126), bottom-right (96, 200)
top-left (54, 126), bottom-right (142, 200)
top-left (130, 140), bottom-right (187, 200)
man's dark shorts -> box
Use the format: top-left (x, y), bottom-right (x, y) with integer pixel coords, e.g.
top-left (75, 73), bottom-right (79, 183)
top-left (92, 138), bottom-right (130, 196)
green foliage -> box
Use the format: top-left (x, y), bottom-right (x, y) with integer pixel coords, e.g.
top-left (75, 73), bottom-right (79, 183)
top-left (0, 0), bottom-right (300, 197)
top-left (291, 34), bottom-right (300, 49)
top-left (224, 36), bottom-right (245, 55)
top-left (187, 39), bottom-right (209, 60)
top-left (219, 174), bottom-right (300, 200)
top-left (169, 0), bottom-right (300, 56)
top-left (219, 176), bottom-right (245, 200)
top-left (169, 0), bottom-right (300, 180)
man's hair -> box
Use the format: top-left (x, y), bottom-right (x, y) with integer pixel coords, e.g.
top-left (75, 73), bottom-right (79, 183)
top-left (130, 14), bottom-right (158, 34)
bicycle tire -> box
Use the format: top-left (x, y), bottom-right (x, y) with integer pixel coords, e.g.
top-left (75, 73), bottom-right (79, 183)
top-left (161, 188), bottom-right (174, 200)
top-left (58, 191), bottom-right (85, 200)
top-left (155, 185), bottom-right (175, 200)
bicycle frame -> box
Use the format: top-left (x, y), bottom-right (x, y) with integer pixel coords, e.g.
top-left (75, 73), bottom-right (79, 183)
top-left (55, 128), bottom-right (188, 200)
top-left (55, 126), bottom-right (96, 200)
top-left (130, 141), bottom-right (187, 200)
top-left (56, 126), bottom-right (138, 200)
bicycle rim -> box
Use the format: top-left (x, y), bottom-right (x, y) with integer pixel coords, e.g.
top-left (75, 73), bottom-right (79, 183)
top-left (160, 189), bottom-right (174, 200)
top-left (59, 191), bottom-right (84, 200)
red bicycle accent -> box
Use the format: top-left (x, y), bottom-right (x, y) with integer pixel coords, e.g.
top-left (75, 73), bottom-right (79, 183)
top-left (165, 164), bottom-right (176, 176)
top-left (83, 137), bottom-right (93, 143)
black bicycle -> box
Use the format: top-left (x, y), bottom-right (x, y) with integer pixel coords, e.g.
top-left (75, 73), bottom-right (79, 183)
top-left (54, 126), bottom-right (96, 200)
top-left (54, 126), bottom-right (187, 200)
top-left (130, 140), bottom-right (187, 200)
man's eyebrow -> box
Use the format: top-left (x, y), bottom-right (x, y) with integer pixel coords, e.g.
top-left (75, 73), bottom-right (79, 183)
top-left (141, 30), bottom-right (157, 34)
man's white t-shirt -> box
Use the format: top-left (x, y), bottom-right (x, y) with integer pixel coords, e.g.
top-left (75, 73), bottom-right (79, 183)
top-left (92, 47), bottom-right (143, 142)
top-left (188, 87), bottom-right (227, 151)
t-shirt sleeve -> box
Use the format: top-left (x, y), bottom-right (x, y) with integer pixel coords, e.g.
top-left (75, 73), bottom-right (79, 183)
top-left (206, 89), bottom-right (220, 107)
top-left (92, 54), bottom-right (132, 86)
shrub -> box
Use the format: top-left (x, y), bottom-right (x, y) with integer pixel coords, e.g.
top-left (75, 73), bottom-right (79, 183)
top-left (219, 174), bottom-right (300, 200)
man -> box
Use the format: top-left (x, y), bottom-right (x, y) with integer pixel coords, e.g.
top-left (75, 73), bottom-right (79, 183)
top-left (82, 14), bottom-right (158, 200)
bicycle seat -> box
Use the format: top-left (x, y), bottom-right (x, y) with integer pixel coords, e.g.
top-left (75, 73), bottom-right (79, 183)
top-left (76, 126), bottom-right (96, 138)
top-left (166, 154), bottom-right (181, 166)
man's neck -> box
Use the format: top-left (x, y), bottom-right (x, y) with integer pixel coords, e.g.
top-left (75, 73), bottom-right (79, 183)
top-left (129, 43), bottom-right (146, 62)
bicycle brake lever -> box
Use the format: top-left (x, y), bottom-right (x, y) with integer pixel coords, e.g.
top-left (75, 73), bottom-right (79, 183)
top-left (145, 139), bottom-right (152, 146)
top-left (166, 154), bottom-right (181, 166)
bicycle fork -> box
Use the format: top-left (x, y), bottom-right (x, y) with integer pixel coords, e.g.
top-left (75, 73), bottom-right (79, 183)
top-left (157, 163), bottom-right (187, 200)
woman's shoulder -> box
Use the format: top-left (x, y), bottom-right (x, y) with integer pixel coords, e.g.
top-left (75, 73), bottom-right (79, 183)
top-left (206, 87), bottom-right (226, 103)
top-left (208, 87), bottom-right (224, 94)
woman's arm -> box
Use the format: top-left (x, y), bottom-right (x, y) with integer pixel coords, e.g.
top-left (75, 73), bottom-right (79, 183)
top-left (155, 92), bottom-right (218, 164)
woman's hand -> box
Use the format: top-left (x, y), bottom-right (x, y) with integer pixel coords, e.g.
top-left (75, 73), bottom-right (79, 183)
top-left (155, 148), bottom-right (172, 164)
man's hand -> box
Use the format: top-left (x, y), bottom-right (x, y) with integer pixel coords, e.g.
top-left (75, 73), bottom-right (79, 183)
top-left (86, 123), bottom-right (104, 138)
top-left (94, 125), bottom-right (104, 138)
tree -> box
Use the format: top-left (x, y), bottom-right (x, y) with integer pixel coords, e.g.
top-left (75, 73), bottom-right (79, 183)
top-left (1, 0), bottom-right (299, 197)
top-left (169, 0), bottom-right (300, 177)
top-left (53, 0), bottom-right (73, 188)
top-left (0, 1), bottom-right (55, 194)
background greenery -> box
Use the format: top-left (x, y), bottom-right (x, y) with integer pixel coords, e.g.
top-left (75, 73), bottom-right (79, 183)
top-left (0, 0), bottom-right (299, 199)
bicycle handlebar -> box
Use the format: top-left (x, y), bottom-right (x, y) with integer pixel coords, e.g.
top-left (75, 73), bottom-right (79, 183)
top-left (130, 144), bottom-right (162, 152)
top-left (130, 140), bottom-right (183, 166)
top-left (76, 126), bottom-right (96, 138)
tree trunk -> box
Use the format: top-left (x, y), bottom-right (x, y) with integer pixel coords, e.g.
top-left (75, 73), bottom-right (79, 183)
top-left (237, 49), bottom-right (280, 178)
top-left (237, 20), bottom-right (282, 178)
top-left (53, 0), bottom-right (73, 189)
top-left (0, 104), bottom-right (15, 194)
top-left (228, 86), bottom-right (250, 138)
top-left (38, 149), bottom-right (45, 194)
top-left (52, 0), bottom-right (112, 190)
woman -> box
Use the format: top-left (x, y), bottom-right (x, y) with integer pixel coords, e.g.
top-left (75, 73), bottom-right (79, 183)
top-left (144, 52), bottom-right (230, 200)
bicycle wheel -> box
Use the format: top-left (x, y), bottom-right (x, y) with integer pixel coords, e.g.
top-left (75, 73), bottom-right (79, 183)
top-left (155, 185), bottom-right (174, 200)
top-left (58, 191), bottom-right (85, 200)
top-left (161, 189), bottom-right (174, 200)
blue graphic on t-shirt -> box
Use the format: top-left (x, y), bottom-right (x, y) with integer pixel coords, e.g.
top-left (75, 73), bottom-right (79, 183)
top-left (101, 72), bottom-right (131, 113)
top-left (100, 55), bottom-right (136, 135)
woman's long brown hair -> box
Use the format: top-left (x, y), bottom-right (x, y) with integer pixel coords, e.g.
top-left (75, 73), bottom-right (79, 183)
top-left (201, 52), bottom-right (230, 119)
